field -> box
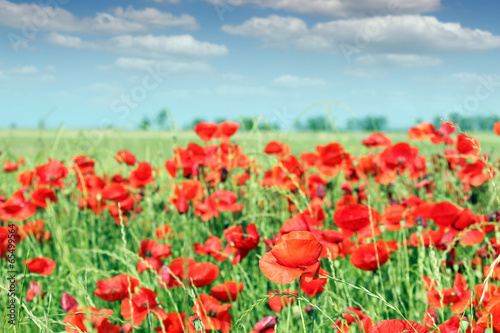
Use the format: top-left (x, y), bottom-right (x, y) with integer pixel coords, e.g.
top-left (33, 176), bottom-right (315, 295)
top-left (1, 124), bottom-right (500, 332)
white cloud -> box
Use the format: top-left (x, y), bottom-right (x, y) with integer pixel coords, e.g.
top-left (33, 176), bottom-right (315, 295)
top-left (206, 0), bottom-right (440, 17)
top-left (48, 33), bottom-right (228, 59)
top-left (110, 6), bottom-right (199, 31)
top-left (107, 34), bottom-right (228, 58)
top-left (0, 65), bottom-right (55, 82)
top-left (113, 57), bottom-right (213, 74)
top-left (47, 33), bottom-right (93, 49)
top-left (222, 15), bottom-right (500, 54)
top-left (273, 75), bottom-right (327, 88)
top-left (0, 1), bottom-right (198, 34)
top-left (353, 54), bottom-right (444, 67)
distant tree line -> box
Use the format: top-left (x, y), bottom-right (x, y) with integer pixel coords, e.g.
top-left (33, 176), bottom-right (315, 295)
top-left (434, 113), bottom-right (500, 132)
top-left (134, 109), bottom-right (499, 132)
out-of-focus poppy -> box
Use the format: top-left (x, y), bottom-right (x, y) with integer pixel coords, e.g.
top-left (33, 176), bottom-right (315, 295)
top-left (129, 162), bottom-right (155, 188)
top-left (0, 190), bottom-right (37, 221)
top-left (160, 257), bottom-right (219, 289)
top-left (456, 134), bottom-right (480, 156)
top-left (19, 220), bottom-right (51, 243)
top-left (189, 294), bottom-right (232, 333)
top-left (73, 154), bottom-right (95, 175)
top-left (35, 159), bottom-right (69, 188)
top-left (155, 312), bottom-right (186, 333)
top-left (250, 316), bottom-right (277, 333)
top-left (223, 223), bottom-right (260, 265)
top-left (194, 235), bottom-right (230, 262)
top-left (115, 150), bottom-right (137, 166)
top-left (350, 241), bottom-right (390, 271)
top-left (18, 170), bottom-right (34, 187)
top-left (64, 306), bottom-right (121, 333)
top-left (494, 122), bottom-right (500, 136)
top-left (210, 281), bottom-right (244, 303)
top-left (25, 257), bottom-right (56, 276)
top-left (137, 239), bottom-right (172, 273)
top-left (368, 319), bottom-right (428, 333)
top-left (362, 133), bottom-right (392, 148)
top-left (120, 287), bottom-right (166, 326)
top-left (264, 141), bottom-right (290, 159)
top-left (4, 161), bottom-right (18, 172)
top-left (268, 289), bottom-right (297, 313)
top-left (31, 187), bottom-right (57, 208)
top-left (195, 122), bottom-right (219, 142)
top-left (26, 281), bottom-right (44, 301)
top-left (334, 307), bottom-right (373, 332)
top-left (334, 204), bottom-right (380, 236)
top-left (300, 267), bottom-right (328, 297)
top-left (427, 273), bottom-right (471, 313)
top-left (94, 274), bottom-right (140, 302)
top-left (61, 292), bottom-right (78, 312)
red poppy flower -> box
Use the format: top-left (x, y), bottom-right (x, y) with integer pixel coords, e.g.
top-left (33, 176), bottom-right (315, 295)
top-left (368, 320), bottom-right (428, 333)
top-left (268, 289), bottom-right (297, 313)
top-left (64, 306), bottom-right (120, 333)
top-left (101, 183), bottom-right (129, 202)
top-left (458, 159), bottom-right (495, 187)
top-left (190, 294), bottom-right (232, 333)
top-left (31, 187), bottom-right (57, 208)
top-left (194, 235), bottom-right (230, 262)
top-left (18, 170), bottom-right (34, 187)
top-left (408, 122), bottom-right (436, 141)
top-left (300, 267), bottom-right (328, 297)
top-left (477, 295), bottom-right (500, 331)
top-left (94, 274), bottom-right (140, 302)
top-left (137, 239), bottom-right (172, 273)
top-left (170, 179), bottom-right (204, 214)
top-left (121, 287), bottom-right (166, 326)
top-left (334, 204), bottom-right (380, 235)
top-left (379, 143), bottom-right (417, 171)
top-left (61, 292), bottom-right (78, 312)
top-left (73, 154), bottom-right (95, 175)
top-left (259, 231), bottom-right (322, 284)
top-left (250, 316), bottom-right (277, 333)
top-left (19, 220), bottom-right (51, 243)
top-left (195, 190), bottom-right (243, 221)
top-left (26, 281), bottom-right (44, 301)
top-left (456, 134), bottom-right (480, 156)
top-left (494, 122), bottom-right (500, 136)
top-left (224, 223), bottom-right (260, 265)
top-left (350, 241), bottom-right (390, 271)
top-left (160, 257), bottom-right (219, 288)
top-left (129, 162), bottom-right (155, 188)
top-left (156, 224), bottom-right (173, 240)
top-left (4, 161), bottom-right (18, 172)
top-left (216, 121), bottom-right (240, 141)
top-left (334, 307), bottom-right (373, 332)
top-left (195, 122), bottom-right (219, 142)
top-left (155, 312), bottom-right (186, 333)
top-left (25, 257), bottom-right (56, 276)
top-left (35, 159), bottom-right (69, 188)
top-left (210, 281), bottom-right (244, 303)
top-left (115, 150), bottom-right (137, 166)
top-left (427, 273), bottom-right (471, 313)
top-left (362, 133), bottom-right (392, 148)
top-left (0, 190), bottom-right (37, 221)
top-left (249, 316), bottom-right (277, 333)
top-left (264, 141), bottom-right (290, 158)
top-left (430, 202), bottom-right (461, 229)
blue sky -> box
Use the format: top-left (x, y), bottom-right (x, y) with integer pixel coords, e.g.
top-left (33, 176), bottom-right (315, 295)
top-left (1, 0), bottom-right (500, 129)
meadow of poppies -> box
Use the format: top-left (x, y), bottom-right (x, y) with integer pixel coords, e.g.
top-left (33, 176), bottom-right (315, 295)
top-left (1, 120), bottom-right (500, 332)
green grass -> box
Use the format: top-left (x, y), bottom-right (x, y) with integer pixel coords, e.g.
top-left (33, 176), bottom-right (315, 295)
top-left (0, 128), bottom-right (498, 332)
